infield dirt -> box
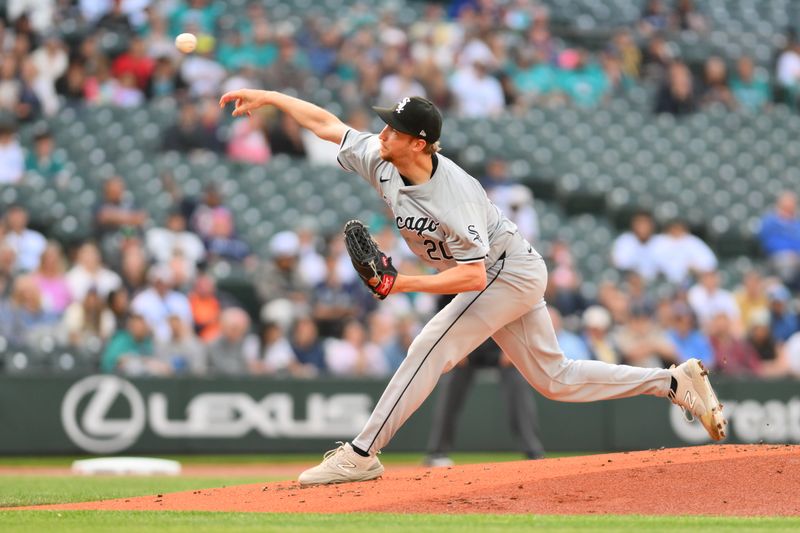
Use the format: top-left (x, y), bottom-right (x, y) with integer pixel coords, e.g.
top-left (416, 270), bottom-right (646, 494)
top-left (19, 445), bottom-right (800, 516)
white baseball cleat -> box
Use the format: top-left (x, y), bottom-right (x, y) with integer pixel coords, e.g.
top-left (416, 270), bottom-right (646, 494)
top-left (668, 358), bottom-right (727, 441)
top-left (298, 442), bottom-right (384, 486)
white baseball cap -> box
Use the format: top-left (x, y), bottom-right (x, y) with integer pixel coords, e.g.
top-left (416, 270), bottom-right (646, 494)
top-left (508, 184), bottom-right (533, 206)
top-left (583, 305), bottom-right (612, 330)
top-left (269, 231), bottom-right (300, 257)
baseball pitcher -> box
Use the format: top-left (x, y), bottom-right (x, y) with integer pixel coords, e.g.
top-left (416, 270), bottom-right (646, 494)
top-left (219, 90), bottom-right (727, 485)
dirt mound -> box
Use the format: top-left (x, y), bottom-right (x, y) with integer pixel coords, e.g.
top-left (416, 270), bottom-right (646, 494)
top-left (21, 445), bottom-right (800, 516)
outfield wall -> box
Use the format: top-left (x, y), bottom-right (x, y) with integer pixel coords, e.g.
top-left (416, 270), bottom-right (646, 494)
top-left (1, 374), bottom-right (797, 454)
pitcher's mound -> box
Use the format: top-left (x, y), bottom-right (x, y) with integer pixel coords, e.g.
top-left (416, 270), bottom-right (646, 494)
top-left (26, 445), bottom-right (800, 516)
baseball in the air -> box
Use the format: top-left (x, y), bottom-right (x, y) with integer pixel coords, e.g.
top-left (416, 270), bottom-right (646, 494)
top-left (175, 33), bottom-right (197, 53)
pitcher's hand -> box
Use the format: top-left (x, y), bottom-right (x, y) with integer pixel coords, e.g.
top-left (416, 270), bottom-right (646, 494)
top-left (219, 89), bottom-right (267, 117)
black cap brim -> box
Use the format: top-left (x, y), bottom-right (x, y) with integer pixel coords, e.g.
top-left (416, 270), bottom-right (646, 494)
top-left (372, 106), bottom-right (419, 137)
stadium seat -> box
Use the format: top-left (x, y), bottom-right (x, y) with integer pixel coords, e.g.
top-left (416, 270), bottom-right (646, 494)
top-left (50, 345), bottom-right (99, 374)
top-left (2, 335), bottom-right (51, 375)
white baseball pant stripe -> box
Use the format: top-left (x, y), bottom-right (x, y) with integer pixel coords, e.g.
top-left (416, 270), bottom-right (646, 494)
top-left (352, 234), bottom-right (672, 454)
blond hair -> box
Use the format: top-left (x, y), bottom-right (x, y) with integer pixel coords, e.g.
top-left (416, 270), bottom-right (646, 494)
top-left (423, 140), bottom-right (442, 155)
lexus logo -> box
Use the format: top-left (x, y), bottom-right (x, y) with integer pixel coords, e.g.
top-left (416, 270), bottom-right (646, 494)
top-left (59, 376), bottom-right (374, 454)
top-left (61, 375), bottom-right (146, 454)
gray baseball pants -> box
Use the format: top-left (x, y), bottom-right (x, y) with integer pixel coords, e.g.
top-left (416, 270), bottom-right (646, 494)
top-left (352, 233), bottom-right (673, 454)
top-left (426, 350), bottom-right (546, 459)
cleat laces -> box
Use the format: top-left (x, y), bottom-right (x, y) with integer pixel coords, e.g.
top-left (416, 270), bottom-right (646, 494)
top-left (321, 442), bottom-right (346, 463)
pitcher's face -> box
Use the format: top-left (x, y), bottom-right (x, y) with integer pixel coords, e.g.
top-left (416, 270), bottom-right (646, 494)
top-left (378, 125), bottom-right (416, 163)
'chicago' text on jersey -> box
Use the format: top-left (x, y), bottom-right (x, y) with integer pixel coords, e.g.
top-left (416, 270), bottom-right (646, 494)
top-left (396, 216), bottom-right (439, 236)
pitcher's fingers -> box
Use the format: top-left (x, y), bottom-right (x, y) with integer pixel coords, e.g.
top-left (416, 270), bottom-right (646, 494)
top-left (219, 91), bottom-right (241, 107)
top-left (232, 98), bottom-right (246, 116)
top-left (232, 102), bottom-right (253, 117)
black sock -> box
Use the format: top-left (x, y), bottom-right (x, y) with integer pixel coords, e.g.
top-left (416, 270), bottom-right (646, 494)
top-left (351, 443), bottom-right (370, 457)
top-left (670, 376), bottom-right (678, 395)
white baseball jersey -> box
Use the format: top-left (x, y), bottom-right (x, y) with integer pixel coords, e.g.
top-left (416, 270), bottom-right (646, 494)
top-left (332, 128), bottom-right (672, 457)
top-left (337, 129), bottom-right (525, 271)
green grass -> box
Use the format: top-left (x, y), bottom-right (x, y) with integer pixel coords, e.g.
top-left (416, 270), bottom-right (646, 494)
top-left (0, 512), bottom-right (798, 533)
top-left (0, 476), bottom-right (271, 507)
top-left (0, 451), bottom-right (588, 467)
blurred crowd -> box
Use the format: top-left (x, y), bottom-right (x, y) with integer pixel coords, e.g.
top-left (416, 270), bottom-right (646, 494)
top-left (0, 166), bottom-right (796, 379)
top-left (0, 1), bottom-right (798, 379)
top-left (0, 176), bottom-right (428, 378)
top-left (1, 0), bottom-right (799, 163)
top-left (595, 190), bottom-right (800, 379)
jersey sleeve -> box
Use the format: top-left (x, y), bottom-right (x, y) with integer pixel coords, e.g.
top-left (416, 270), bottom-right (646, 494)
top-left (689, 236), bottom-right (718, 272)
top-left (443, 202), bottom-right (491, 263)
top-left (336, 128), bottom-right (385, 188)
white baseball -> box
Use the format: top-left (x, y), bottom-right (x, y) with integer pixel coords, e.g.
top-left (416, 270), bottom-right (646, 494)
top-left (175, 33), bottom-right (197, 54)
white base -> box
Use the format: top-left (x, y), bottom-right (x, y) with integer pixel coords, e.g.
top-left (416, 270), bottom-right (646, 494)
top-left (71, 457), bottom-right (182, 476)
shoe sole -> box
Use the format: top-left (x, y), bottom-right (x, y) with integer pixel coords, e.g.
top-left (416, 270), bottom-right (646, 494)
top-left (689, 360), bottom-right (727, 441)
top-left (298, 464), bottom-right (384, 486)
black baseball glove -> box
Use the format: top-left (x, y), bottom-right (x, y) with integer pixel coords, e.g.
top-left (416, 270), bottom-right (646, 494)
top-left (343, 219), bottom-right (397, 299)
